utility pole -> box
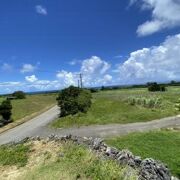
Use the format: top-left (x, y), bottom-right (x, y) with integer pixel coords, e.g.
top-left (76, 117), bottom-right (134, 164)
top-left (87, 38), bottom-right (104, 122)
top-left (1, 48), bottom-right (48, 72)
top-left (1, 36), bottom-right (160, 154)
top-left (80, 73), bottom-right (83, 88)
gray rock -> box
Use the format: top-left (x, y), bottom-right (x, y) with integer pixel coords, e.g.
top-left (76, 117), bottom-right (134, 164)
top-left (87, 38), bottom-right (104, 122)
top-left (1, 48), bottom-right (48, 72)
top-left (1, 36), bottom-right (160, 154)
top-left (139, 158), bottom-right (171, 180)
top-left (92, 138), bottom-right (103, 150)
top-left (105, 146), bottom-right (119, 156)
top-left (117, 150), bottom-right (136, 167)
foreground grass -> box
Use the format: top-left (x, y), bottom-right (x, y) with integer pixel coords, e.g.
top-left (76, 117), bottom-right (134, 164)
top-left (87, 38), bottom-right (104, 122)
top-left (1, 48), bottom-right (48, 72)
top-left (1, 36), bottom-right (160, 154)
top-left (11, 94), bottom-right (56, 121)
top-left (106, 130), bottom-right (180, 178)
top-left (0, 141), bottom-right (137, 180)
top-left (52, 86), bottom-right (180, 128)
top-left (0, 144), bottom-right (30, 167)
top-left (21, 142), bottom-right (137, 180)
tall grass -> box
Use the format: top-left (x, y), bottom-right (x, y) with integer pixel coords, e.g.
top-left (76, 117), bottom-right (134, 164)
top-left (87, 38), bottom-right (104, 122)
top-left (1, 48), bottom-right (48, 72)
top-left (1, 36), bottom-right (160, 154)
top-left (127, 96), bottom-right (162, 108)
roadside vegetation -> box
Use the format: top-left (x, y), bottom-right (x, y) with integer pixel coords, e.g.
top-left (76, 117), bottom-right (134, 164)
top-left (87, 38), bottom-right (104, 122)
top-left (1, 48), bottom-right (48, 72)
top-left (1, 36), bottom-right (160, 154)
top-left (0, 143), bottom-right (30, 167)
top-left (52, 86), bottom-right (180, 128)
top-left (106, 129), bottom-right (180, 178)
top-left (0, 140), bottom-right (137, 180)
top-left (0, 99), bottom-right (13, 127)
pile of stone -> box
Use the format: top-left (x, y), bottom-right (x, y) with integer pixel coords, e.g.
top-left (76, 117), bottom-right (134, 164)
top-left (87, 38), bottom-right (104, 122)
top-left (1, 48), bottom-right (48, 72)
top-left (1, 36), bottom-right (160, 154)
top-left (15, 135), bottom-right (178, 180)
top-left (88, 137), bottom-right (173, 180)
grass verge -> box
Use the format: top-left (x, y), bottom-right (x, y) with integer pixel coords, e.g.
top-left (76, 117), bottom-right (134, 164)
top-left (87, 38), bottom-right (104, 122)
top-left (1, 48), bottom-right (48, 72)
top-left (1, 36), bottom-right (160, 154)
top-left (52, 87), bottom-right (180, 128)
top-left (0, 144), bottom-right (30, 167)
top-left (106, 130), bottom-right (180, 178)
top-left (0, 140), bottom-right (137, 180)
top-left (11, 94), bottom-right (57, 121)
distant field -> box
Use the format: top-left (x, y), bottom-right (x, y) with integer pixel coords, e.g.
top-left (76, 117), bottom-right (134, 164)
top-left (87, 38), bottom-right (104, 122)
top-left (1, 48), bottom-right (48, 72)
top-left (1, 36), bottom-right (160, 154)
top-left (106, 130), bottom-right (180, 178)
top-left (0, 94), bottom-right (57, 122)
top-left (52, 86), bottom-right (180, 128)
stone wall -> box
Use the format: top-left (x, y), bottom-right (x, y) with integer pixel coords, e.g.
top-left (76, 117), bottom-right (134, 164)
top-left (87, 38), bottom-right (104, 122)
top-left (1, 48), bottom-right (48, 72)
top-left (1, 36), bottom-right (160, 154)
top-left (13, 135), bottom-right (179, 180)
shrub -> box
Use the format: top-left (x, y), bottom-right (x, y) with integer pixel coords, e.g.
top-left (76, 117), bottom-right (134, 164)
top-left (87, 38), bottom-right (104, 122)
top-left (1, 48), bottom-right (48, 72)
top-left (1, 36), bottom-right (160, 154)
top-left (57, 86), bottom-right (92, 117)
top-left (175, 98), bottom-right (180, 111)
top-left (127, 96), bottom-right (162, 108)
top-left (147, 82), bottom-right (166, 92)
top-left (12, 91), bottom-right (26, 99)
top-left (0, 99), bottom-right (12, 121)
top-left (89, 88), bottom-right (98, 93)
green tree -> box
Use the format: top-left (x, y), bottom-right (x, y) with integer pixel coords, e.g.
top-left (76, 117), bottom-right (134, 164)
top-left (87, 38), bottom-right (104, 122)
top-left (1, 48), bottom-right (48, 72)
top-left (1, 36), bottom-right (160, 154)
top-left (57, 86), bottom-right (92, 117)
top-left (147, 82), bottom-right (166, 92)
top-left (12, 91), bottom-right (26, 99)
top-left (0, 100), bottom-right (12, 121)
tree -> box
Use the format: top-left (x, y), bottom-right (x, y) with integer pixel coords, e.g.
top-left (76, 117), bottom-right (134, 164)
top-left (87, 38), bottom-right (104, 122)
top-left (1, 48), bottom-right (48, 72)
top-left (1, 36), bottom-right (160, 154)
top-left (12, 91), bottom-right (26, 99)
top-left (0, 99), bottom-right (12, 121)
top-left (147, 82), bottom-right (166, 92)
top-left (57, 86), bottom-right (92, 117)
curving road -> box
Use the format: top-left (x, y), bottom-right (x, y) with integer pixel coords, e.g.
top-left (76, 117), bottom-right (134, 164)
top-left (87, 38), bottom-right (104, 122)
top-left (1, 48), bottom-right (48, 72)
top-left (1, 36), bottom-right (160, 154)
top-left (0, 105), bottom-right (180, 145)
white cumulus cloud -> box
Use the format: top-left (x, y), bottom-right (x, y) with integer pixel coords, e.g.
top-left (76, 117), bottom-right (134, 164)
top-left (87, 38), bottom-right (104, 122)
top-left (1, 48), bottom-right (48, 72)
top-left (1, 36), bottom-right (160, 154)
top-left (116, 33), bottom-right (180, 84)
top-left (35, 5), bottom-right (47, 16)
top-left (56, 70), bottom-right (77, 87)
top-left (25, 75), bottom-right (38, 83)
top-left (131, 0), bottom-right (180, 36)
top-left (21, 64), bottom-right (36, 73)
top-left (81, 56), bottom-right (111, 86)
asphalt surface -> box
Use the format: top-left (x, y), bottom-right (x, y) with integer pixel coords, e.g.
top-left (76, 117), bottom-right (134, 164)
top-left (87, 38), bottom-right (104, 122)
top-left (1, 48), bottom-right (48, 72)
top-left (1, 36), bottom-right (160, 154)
top-left (0, 105), bottom-right (180, 145)
top-left (0, 106), bottom-right (59, 145)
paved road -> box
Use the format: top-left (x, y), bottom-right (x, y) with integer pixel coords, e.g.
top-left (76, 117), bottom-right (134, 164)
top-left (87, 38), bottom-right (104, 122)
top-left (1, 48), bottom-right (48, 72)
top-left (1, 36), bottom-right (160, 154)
top-left (0, 106), bottom-right (59, 145)
top-left (0, 105), bottom-right (180, 145)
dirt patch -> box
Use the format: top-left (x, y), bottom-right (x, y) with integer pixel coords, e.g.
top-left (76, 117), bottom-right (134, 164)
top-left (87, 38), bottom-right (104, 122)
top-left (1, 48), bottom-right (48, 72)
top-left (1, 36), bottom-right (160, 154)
top-left (0, 140), bottom-right (60, 180)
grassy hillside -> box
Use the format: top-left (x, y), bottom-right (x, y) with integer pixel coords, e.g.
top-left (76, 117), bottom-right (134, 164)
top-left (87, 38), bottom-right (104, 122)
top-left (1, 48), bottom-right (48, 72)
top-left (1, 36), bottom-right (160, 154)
top-left (11, 94), bottom-right (57, 121)
top-left (52, 86), bottom-right (180, 128)
top-left (106, 129), bottom-right (180, 178)
top-left (0, 140), bottom-right (137, 180)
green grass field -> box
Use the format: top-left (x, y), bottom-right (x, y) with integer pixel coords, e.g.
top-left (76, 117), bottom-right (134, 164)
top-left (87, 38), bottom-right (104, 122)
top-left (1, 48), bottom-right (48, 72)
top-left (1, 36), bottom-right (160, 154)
top-left (52, 86), bottom-right (180, 128)
top-left (106, 130), bottom-right (180, 178)
top-left (0, 94), bottom-right (56, 122)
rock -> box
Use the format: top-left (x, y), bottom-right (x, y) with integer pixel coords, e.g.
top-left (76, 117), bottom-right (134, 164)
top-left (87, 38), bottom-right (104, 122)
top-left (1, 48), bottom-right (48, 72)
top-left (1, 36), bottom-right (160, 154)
top-left (134, 156), bottom-right (142, 166)
top-left (139, 158), bottom-right (171, 180)
top-left (105, 146), bottom-right (119, 156)
top-left (92, 138), bottom-right (103, 150)
top-left (117, 150), bottom-right (136, 167)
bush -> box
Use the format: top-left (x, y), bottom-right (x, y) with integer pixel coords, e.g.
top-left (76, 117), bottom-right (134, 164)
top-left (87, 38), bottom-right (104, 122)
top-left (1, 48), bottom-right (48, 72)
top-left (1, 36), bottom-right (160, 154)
top-left (57, 86), bottom-right (92, 117)
top-left (89, 88), bottom-right (98, 93)
top-left (147, 82), bottom-right (166, 92)
top-left (0, 99), bottom-right (12, 121)
top-left (12, 91), bottom-right (26, 99)
top-left (127, 96), bottom-right (162, 108)
top-left (175, 98), bottom-right (180, 111)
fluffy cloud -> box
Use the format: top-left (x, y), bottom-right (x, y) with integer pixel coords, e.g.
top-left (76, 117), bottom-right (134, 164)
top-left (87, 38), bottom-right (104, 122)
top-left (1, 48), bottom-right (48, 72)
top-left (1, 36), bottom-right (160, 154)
top-left (56, 70), bottom-right (77, 87)
top-left (25, 75), bottom-right (38, 83)
top-left (131, 0), bottom-right (180, 36)
top-left (21, 64), bottom-right (36, 73)
top-left (116, 33), bottom-right (180, 84)
top-left (80, 56), bottom-right (111, 86)
top-left (35, 5), bottom-right (47, 16)
top-left (56, 56), bottom-right (112, 87)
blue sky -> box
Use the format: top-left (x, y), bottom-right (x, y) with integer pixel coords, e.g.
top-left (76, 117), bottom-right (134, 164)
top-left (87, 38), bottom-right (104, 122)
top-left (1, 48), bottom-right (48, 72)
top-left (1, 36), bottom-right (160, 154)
top-left (0, 0), bottom-right (180, 93)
